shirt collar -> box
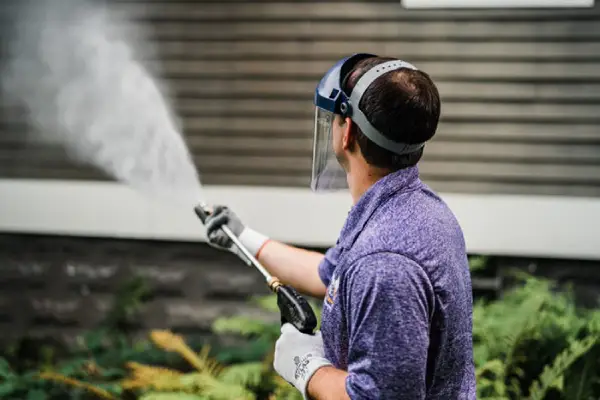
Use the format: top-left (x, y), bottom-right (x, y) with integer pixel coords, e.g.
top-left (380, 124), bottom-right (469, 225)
top-left (338, 165), bottom-right (422, 249)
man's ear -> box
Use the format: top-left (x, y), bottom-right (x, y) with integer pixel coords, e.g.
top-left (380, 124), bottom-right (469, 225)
top-left (342, 117), bottom-right (355, 151)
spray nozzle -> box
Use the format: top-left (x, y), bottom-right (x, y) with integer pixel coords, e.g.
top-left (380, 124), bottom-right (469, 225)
top-left (193, 203), bottom-right (212, 225)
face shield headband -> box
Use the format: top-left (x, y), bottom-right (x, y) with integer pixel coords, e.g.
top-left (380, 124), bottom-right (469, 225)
top-left (310, 54), bottom-right (426, 192)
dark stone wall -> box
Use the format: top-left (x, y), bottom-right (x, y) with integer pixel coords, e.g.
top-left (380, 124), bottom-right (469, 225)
top-left (490, 256), bottom-right (600, 308)
top-left (0, 233), bottom-right (598, 346)
top-left (0, 233), bottom-right (275, 346)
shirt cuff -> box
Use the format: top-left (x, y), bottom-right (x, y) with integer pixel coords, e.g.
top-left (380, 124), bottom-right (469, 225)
top-left (345, 372), bottom-right (373, 400)
top-left (318, 257), bottom-right (333, 287)
top-left (318, 246), bottom-right (340, 287)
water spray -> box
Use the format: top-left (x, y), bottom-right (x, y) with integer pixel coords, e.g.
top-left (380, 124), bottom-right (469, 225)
top-left (1, 0), bottom-right (317, 334)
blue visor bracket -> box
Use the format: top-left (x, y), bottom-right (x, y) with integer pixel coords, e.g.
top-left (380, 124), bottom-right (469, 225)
top-left (314, 53), bottom-right (375, 115)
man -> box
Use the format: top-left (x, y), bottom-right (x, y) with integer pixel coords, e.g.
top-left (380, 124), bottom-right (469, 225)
top-left (203, 53), bottom-right (476, 399)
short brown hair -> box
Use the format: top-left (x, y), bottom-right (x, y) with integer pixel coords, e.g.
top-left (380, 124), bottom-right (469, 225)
top-left (342, 57), bottom-right (441, 171)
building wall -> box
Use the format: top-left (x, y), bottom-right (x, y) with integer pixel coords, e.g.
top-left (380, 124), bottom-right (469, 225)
top-left (1, 0), bottom-right (600, 196)
top-left (0, 233), bottom-right (272, 344)
top-left (1, 233), bottom-right (598, 345)
top-left (1, 0), bottom-right (600, 342)
top-left (1, 0), bottom-right (600, 261)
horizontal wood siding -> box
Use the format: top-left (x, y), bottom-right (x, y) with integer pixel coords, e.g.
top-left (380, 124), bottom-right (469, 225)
top-left (1, 1), bottom-right (600, 196)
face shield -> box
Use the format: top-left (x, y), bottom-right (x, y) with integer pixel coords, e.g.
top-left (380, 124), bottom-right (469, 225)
top-left (310, 53), bottom-right (427, 192)
top-left (310, 107), bottom-right (345, 191)
top-left (310, 53), bottom-right (375, 192)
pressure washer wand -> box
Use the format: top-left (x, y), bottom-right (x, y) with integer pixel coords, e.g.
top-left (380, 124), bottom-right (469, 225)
top-left (194, 203), bottom-right (318, 335)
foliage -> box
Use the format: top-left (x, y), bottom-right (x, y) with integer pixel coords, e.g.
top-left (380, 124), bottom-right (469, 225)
top-left (0, 276), bottom-right (170, 399)
top-left (472, 270), bottom-right (600, 400)
top-left (37, 328), bottom-right (296, 400)
top-left (37, 294), bottom-right (312, 399)
top-left (1, 257), bottom-right (599, 400)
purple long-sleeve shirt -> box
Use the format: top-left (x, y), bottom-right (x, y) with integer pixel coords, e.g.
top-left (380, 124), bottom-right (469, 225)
top-left (318, 166), bottom-right (476, 399)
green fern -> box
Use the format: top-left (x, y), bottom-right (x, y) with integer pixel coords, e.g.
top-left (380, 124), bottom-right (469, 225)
top-left (469, 255), bottom-right (491, 273)
top-left (473, 270), bottom-right (600, 400)
top-left (6, 265), bottom-right (600, 400)
top-left (270, 375), bottom-right (304, 400)
top-left (565, 346), bottom-right (598, 400)
top-left (249, 295), bottom-right (323, 328)
top-left (139, 392), bottom-right (208, 400)
top-left (505, 294), bottom-right (548, 397)
top-left (527, 335), bottom-right (599, 400)
top-left (212, 317), bottom-right (275, 338)
top-left (474, 286), bottom-right (547, 398)
top-left (250, 296), bottom-right (280, 314)
top-left (218, 363), bottom-right (264, 388)
top-left (178, 372), bottom-right (255, 400)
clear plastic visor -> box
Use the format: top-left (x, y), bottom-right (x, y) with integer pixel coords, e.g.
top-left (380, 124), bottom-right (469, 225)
top-left (310, 107), bottom-right (348, 192)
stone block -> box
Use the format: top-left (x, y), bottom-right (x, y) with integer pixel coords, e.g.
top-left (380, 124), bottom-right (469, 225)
top-left (28, 295), bottom-right (83, 327)
top-left (0, 256), bottom-right (51, 289)
top-left (130, 263), bottom-right (190, 297)
top-left (162, 299), bottom-right (271, 332)
top-left (200, 264), bottom-right (267, 299)
top-left (90, 294), bottom-right (163, 330)
top-left (0, 296), bottom-right (13, 323)
top-left (63, 260), bottom-right (123, 292)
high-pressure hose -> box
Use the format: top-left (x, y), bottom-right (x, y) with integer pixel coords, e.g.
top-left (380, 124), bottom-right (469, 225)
top-left (194, 203), bottom-right (318, 335)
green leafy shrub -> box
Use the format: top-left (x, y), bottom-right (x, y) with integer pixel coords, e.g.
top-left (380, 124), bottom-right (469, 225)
top-left (0, 277), bottom-right (175, 399)
top-left (207, 273), bottom-right (600, 400)
top-left (472, 271), bottom-right (600, 400)
top-left (1, 258), bottom-right (599, 399)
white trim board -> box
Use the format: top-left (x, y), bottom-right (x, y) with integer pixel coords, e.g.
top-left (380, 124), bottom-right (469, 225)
top-left (402, 0), bottom-right (594, 8)
top-left (0, 179), bottom-right (599, 261)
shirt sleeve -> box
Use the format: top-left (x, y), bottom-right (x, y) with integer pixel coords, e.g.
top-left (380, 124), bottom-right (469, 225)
top-left (318, 245), bottom-right (344, 287)
top-left (343, 252), bottom-right (435, 400)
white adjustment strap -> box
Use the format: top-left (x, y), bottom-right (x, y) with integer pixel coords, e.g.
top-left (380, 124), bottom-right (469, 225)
top-left (348, 60), bottom-right (425, 155)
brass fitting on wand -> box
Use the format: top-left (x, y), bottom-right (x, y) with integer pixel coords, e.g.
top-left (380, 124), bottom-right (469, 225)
top-left (268, 276), bottom-right (282, 292)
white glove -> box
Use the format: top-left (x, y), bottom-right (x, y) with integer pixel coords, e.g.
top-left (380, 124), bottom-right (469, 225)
top-left (274, 323), bottom-right (333, 399)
